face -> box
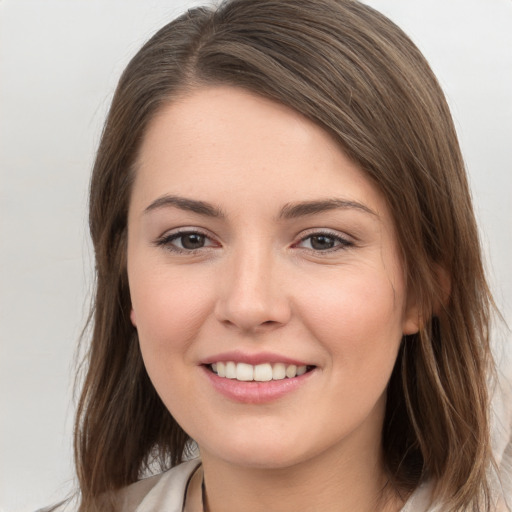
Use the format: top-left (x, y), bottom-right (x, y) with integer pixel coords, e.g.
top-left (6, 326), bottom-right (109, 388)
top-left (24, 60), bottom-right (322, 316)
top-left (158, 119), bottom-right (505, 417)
top-left (127, 86), bottom-right (419, 471)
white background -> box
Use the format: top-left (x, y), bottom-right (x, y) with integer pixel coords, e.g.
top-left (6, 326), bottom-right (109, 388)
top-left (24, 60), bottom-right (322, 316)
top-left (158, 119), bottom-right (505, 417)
top-left (0, 1), bottom-right (511, 511)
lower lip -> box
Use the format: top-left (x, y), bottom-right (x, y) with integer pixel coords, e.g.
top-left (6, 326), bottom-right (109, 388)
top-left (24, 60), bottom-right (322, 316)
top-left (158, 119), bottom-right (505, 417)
top-left (202, 366), bottom-right (314, 404)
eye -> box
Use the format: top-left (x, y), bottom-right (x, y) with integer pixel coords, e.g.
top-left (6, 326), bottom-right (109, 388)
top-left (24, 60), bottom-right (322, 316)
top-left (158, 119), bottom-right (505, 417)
top-left (155, 230), bottom-right (219, 253)
top-left (295, 232), bottom-right (353, 252)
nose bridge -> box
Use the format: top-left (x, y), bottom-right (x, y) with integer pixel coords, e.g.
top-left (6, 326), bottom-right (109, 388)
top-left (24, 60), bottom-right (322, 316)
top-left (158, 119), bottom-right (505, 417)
top-left (215, 238), bottom-right (289, 331)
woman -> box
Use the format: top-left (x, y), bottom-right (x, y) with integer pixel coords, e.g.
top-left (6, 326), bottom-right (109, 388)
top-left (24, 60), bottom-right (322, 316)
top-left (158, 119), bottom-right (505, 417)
top-left (69, 0), bottom-right (509, 510)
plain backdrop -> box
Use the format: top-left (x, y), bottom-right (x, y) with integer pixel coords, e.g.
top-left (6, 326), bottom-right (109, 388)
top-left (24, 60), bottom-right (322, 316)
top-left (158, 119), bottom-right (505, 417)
top-left (1, 1), bottom-right (511, 511)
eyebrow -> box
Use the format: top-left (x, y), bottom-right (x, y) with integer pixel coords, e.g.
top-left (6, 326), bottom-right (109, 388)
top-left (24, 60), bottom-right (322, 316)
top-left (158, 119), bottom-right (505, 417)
top-left (278, 198), bottom-right (377, 219)
top-left (144, 195), bottom-right (225, 218)
top-left (143, 195), bottom-right (376, 219)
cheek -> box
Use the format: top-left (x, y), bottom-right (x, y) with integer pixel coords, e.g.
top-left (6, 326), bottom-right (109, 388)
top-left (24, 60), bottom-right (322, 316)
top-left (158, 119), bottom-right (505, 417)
top-left (297, 266), bottom-right (404, 367)
top-left (129, 266), bottom-right (214, 359)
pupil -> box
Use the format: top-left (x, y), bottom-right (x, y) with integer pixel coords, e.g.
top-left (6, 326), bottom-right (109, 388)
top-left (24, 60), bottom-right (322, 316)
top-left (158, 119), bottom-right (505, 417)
top-left (182, 233), bottom-right (205, 249)
top-left (311, 235), bottom-right (334, 250)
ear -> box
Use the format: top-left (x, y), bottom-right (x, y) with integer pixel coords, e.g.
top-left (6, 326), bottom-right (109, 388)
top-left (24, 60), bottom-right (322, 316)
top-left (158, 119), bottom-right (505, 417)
top-left (402, 293), bottom-right (421, 335)
top-left (402, 264), bottom-right (451, 335)
top-left (130, 308), bottom-right (137, 327)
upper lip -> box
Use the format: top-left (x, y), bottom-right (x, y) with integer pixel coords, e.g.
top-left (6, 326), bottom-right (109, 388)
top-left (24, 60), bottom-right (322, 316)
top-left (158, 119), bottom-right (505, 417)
top-left (200, 350), bottom-right (312, 367)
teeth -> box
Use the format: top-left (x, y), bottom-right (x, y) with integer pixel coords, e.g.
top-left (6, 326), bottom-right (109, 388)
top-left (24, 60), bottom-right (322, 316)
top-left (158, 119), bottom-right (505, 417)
top-left (272, 363), bottom-right (286, 380)
top-left (254, 363), bottom-right (273, 381)
top-left (225, 361), bottom-right (237, 379)
top-left (297, 365), bottom-right (307, 376)
top-left (236, 363), bottom-right (253, 381)
top-left (210, 361), bottom-right (311, 381)
top-left (285, 364), bottom-right (297, 378)
top-left (217, 362), bottom-right (226, 377)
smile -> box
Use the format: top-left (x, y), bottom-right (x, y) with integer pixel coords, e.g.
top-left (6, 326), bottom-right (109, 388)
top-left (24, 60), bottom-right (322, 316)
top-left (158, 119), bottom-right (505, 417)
top-left (209, 362), bottom-right (312, 381)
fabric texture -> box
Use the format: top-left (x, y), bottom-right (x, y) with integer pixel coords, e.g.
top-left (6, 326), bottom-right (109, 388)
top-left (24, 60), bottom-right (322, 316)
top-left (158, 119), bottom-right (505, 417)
top-left (117, 459), bottom-right (201, 512)
top-left (117, 459), bottom-right (435, 512)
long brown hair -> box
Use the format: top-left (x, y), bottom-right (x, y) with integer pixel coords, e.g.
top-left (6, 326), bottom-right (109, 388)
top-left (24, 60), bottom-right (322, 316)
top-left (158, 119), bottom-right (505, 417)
top-left (76, 1), bottom-right (495, 510)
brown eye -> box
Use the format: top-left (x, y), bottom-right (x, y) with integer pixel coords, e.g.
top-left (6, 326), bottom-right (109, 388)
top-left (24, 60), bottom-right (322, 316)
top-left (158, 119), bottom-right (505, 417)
top-left (309, 235), bottom-right (336, 250)
top-left (180, 233), bottom-right (206, 250)
top-left (155, 230), bottom-right (218, 253)
top-left (295, 231), bottom-right (353, 252)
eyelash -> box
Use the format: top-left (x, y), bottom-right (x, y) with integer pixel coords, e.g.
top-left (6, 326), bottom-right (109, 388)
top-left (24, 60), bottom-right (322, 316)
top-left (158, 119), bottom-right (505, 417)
top-left (154, 229), bottom-right (217, 254)
top-left (293, 230), bottom-right (354, 253)
top-left (154, 229), bottom-right (354, 254)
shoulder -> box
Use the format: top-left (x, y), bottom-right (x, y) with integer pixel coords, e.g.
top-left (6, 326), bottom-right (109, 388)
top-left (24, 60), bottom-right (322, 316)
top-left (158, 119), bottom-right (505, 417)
top-left (115, 473), bottom-right (165, 512)
top-left (115, 458), bottom-right (201, 512)
top-left (492, 357), bottom-right (512, 509)
top-left (400, 482), bottom-right (434, 512)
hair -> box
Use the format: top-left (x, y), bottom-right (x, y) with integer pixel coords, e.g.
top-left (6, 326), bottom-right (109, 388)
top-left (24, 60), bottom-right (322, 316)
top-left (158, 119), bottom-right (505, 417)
top-left (74, 0), bottom-right (495, 510)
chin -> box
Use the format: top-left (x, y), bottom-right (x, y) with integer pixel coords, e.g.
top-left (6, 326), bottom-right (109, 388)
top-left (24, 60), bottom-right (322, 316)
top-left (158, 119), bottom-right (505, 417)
top-left (214, 448), bottom-right (307, 470)
top-left (198, 427), bottom-right (332, 471)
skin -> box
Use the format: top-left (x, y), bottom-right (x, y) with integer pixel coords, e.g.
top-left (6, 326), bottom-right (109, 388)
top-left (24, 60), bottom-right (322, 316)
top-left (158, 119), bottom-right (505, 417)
top-left (127, 86), bottom-right (419, 512)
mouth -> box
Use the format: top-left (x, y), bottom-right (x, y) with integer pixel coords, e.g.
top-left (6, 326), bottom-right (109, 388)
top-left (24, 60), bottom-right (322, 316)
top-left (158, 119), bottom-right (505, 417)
top-left (206, 361), bottom-right (316, 382)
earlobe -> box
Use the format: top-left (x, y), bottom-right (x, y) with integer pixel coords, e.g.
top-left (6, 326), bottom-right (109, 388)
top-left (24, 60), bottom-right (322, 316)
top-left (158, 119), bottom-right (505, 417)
top-left (402, 264), bottom-right (451, 335)
top-left (130, 308), bottom-right (137, 327)
top-left (402, 302), bottom-right (421, 335)
top-left (402, 278), bottom-right (422, 335)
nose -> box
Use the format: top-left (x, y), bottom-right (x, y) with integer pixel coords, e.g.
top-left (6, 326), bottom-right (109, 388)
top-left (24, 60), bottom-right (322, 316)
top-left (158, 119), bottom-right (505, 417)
top-left (214, 245), bottom-right (292, 333)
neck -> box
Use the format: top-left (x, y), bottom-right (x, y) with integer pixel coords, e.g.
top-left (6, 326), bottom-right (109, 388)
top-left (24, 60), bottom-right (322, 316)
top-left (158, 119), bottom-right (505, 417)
top-left (200, 438), bottom-right (404, 512)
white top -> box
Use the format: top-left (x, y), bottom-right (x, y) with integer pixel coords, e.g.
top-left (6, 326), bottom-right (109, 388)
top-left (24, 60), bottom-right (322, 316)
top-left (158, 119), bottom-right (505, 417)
top-left (116, 458), bottom-right (435, 512)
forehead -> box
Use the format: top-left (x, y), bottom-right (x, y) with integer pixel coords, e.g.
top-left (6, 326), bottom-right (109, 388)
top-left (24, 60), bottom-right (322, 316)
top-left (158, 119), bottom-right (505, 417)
top-left (132, 85), bottom-right (390, 220)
